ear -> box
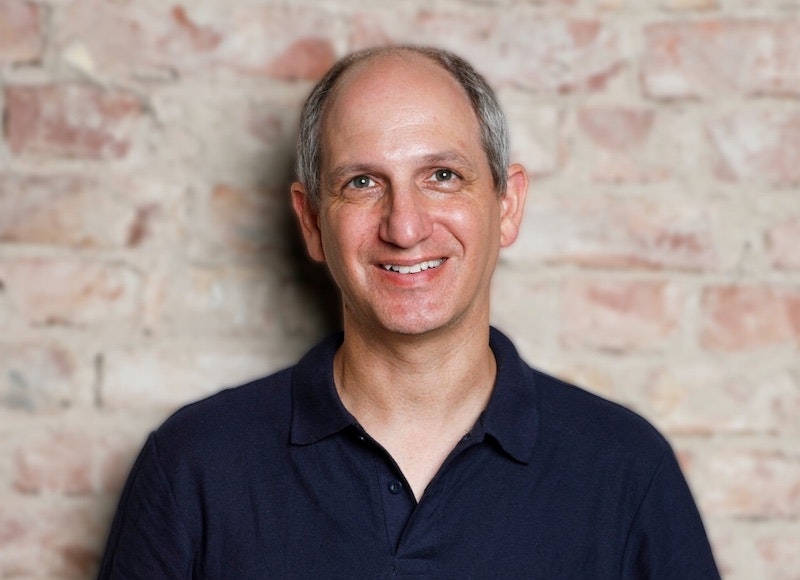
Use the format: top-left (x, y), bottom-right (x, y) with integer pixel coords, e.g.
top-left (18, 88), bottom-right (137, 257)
top-left (291, 182), bottom-right (326, 263)
top-left (499, 163), bottom-right (528, 248)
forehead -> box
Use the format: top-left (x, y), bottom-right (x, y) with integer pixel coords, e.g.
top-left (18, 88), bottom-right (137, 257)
top-left (319, 52), bottom-right (482, 156)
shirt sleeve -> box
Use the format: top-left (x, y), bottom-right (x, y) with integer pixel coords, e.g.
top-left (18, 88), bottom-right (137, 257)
top-left (97, 433), bottom-right (196, 579)
top-left (620, 446), bottom-right (721, 580)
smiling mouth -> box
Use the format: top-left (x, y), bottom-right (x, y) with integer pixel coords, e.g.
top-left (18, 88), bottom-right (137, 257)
top-left (381, 259), bottom-right (445, 274)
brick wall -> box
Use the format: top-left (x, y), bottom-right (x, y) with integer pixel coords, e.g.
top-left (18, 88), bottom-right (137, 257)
top-left (1, 0), bottom-right (798, 577)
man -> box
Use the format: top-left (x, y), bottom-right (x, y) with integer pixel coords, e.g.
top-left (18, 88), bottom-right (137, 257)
top-left (98, 46), bottom-right (720, 578)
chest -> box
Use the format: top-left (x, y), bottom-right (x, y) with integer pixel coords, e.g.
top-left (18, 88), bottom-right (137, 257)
top-left (188, 433), bottom-right (632, 579)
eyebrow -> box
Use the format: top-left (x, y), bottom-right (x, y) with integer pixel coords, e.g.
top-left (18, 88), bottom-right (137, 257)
top-left (326, 150), bottom-right (475, 185)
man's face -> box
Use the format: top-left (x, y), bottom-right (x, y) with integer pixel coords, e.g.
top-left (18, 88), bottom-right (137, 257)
top-left (293, 53), bottom-right (526, 339)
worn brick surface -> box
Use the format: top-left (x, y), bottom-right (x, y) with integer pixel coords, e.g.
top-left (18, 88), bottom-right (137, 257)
top-left (561, 279), bottom-right (686, 351)
top-left (767, 216), bottom-right (800, 270)
top-left (350, 13), bottom-right (622, 92)
top-left (5, 85), bottom-right (143, 159)
top-left (690, 448), bottom-right (800, 518)
top-left (53, 2), bottom-right (338, 81)
top-left (642, 21), bottom-right (800, 99)
top-left (0, 342), bottom-right (82, 412)
top-left (701, 285), bottom-right (800, 351)
top-left (576, 106), bottom-right (670, 183)
top-left (0, 0), bottom-right (42, 64)
top-left (0, 258), bottom-right (144, 326)
top-left (707, 111), bottom-right (800, 185)
top-left (0, 173), bottom-right (181, 249)
top-left (507, 196), bottom-right (719, 270)
top-left (0, 1), bottom-right (798, 578)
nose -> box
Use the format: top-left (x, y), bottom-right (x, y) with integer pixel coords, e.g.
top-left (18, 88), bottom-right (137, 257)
top-left (379, 183), bottom-right (434, 248)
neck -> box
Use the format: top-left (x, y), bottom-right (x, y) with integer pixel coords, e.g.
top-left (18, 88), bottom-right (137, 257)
top-left (334, 320), bottom-right (496, 429)
top-left (334, 320), bottom-right (496, 500)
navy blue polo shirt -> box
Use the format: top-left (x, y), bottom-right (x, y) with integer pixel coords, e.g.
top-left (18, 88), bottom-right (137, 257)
top-left (98, 328), bottom-right (719, 579)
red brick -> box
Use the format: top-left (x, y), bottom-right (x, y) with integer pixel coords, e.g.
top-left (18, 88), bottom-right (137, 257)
top-left (5, 85), bottom-right (143, 159)
top-left (577, 107), bottom-right (670, 182)
top-left (767, 216), bottom-right (800, 270)
top-left (507, 197), bottom-right (719, 271)
top-left (266, 38), bottom-right (338, 81)
top-left (349, 13), bottom-right (622, 92)
top-left (707, 111), bottom-right (800, 185)
top-left (561, 280), bottom-right (686, 350)
top-left (0, 258), bottom-right (143, 326)
top-left (54, 3), bottom-right (337, 80)
top-left (0, 173), bottom-right (173, 248)
top-left (14, 429), bottom-right (135, 495)
top-left (642, 366), bottom-right (800, 435)
top-left (661, 0), bottom-right (720, 10)
top-left (0, 343), bottom-right (79, 411)
top-left (642, 21), bottom-right (800, 99)
top-left (701, 285), bottom-right (800, 351)
top-left (694, 449), bottom-right (800, 518)
top-left (0, 0), bottom-right (42, 64)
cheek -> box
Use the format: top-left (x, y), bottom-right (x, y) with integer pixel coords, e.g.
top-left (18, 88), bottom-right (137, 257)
top-left (319, 212), bottom-right (365, 270)
top-left (440, 200), bottom-right (500, 246)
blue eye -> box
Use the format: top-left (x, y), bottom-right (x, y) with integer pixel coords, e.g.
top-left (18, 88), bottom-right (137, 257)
top-left (349, 175), bottom-right (374, 189)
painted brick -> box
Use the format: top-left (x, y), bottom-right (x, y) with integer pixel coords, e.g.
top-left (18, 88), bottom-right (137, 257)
top-left (756, 533), bottom-right (800, 580)
top-left (704, 520), bottom-right (800, 580)
top-left (577, 107), bottom-right (669, 182)
top-left (5, 85), bottom-right (143, 159)
top-left (701, 285), bottom-right (800, 351)
top-left (0, 0), bottom-right (42, 64)
top-left (642, 366), bottom-right (800, 435)
top-left (0, 173), bottom-right (177, 249)
top-left (0, 343), bottom-right (79, 411)
top-left (0, 258), bottom-right (143, 326)
top-left (642, 21), bottom-right (800, 99)
top-left (561, 279), bottom-right (686, 351)
top-left (54, 2), bottom-right (337, 80)
top-left (147, 262), bottom-right (321, 339)
top-left (707, 111), bottom-right (800, 185)
top-left (767, 216), bottom-right (800, 270)
top-left (100, 343), bottom-right (298, 410)
top-left (349, 13), bottom-right (622, 92)
top-left (13, 429), bottom-right (135, 495)
top-left (491, 268), bottom-right (560, 354)
top-left (0, 499), bottom-right (112, 578)
top-left (501, 94), bottom-right (562, 178)
top-left (507, 197), bottom-right (719, 271)
top-left (692, 449), bottom-right (800, 518)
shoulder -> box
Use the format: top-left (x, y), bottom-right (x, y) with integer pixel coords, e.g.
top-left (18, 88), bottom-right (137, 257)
top-left (152, 366), bottom-right (295, 464)
top-left (530, 366), bottom-right (669, 466)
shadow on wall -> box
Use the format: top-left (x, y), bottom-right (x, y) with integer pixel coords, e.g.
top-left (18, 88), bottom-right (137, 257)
top-left (268, 144), bottom-right (341, 337)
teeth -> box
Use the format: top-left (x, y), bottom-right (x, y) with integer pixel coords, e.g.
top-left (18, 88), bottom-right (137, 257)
top-left (382, 259), bottom-right (444, 274)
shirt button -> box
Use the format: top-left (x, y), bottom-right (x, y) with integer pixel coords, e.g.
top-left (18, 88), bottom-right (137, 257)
top-left (387, 481), bottom-right (403, 494)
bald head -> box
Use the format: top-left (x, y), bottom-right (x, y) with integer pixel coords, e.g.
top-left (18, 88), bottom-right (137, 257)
top-left (295, 46), bottom-right (510, 209)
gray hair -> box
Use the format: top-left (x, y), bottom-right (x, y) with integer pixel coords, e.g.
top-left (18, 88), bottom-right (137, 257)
top-left (295, 45), bottom-right (510, 209)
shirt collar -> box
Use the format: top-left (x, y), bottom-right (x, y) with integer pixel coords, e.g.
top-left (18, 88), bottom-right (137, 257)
top-left (290, 332), bottom-right (354, 445)
top-left (290, 327), bottom-right (539, 464)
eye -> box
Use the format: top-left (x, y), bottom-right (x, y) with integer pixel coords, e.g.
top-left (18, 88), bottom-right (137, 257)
top-left (432, 169), bottom-right (455, 182)
top-left (348, 175), bottom-right (375, 189)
